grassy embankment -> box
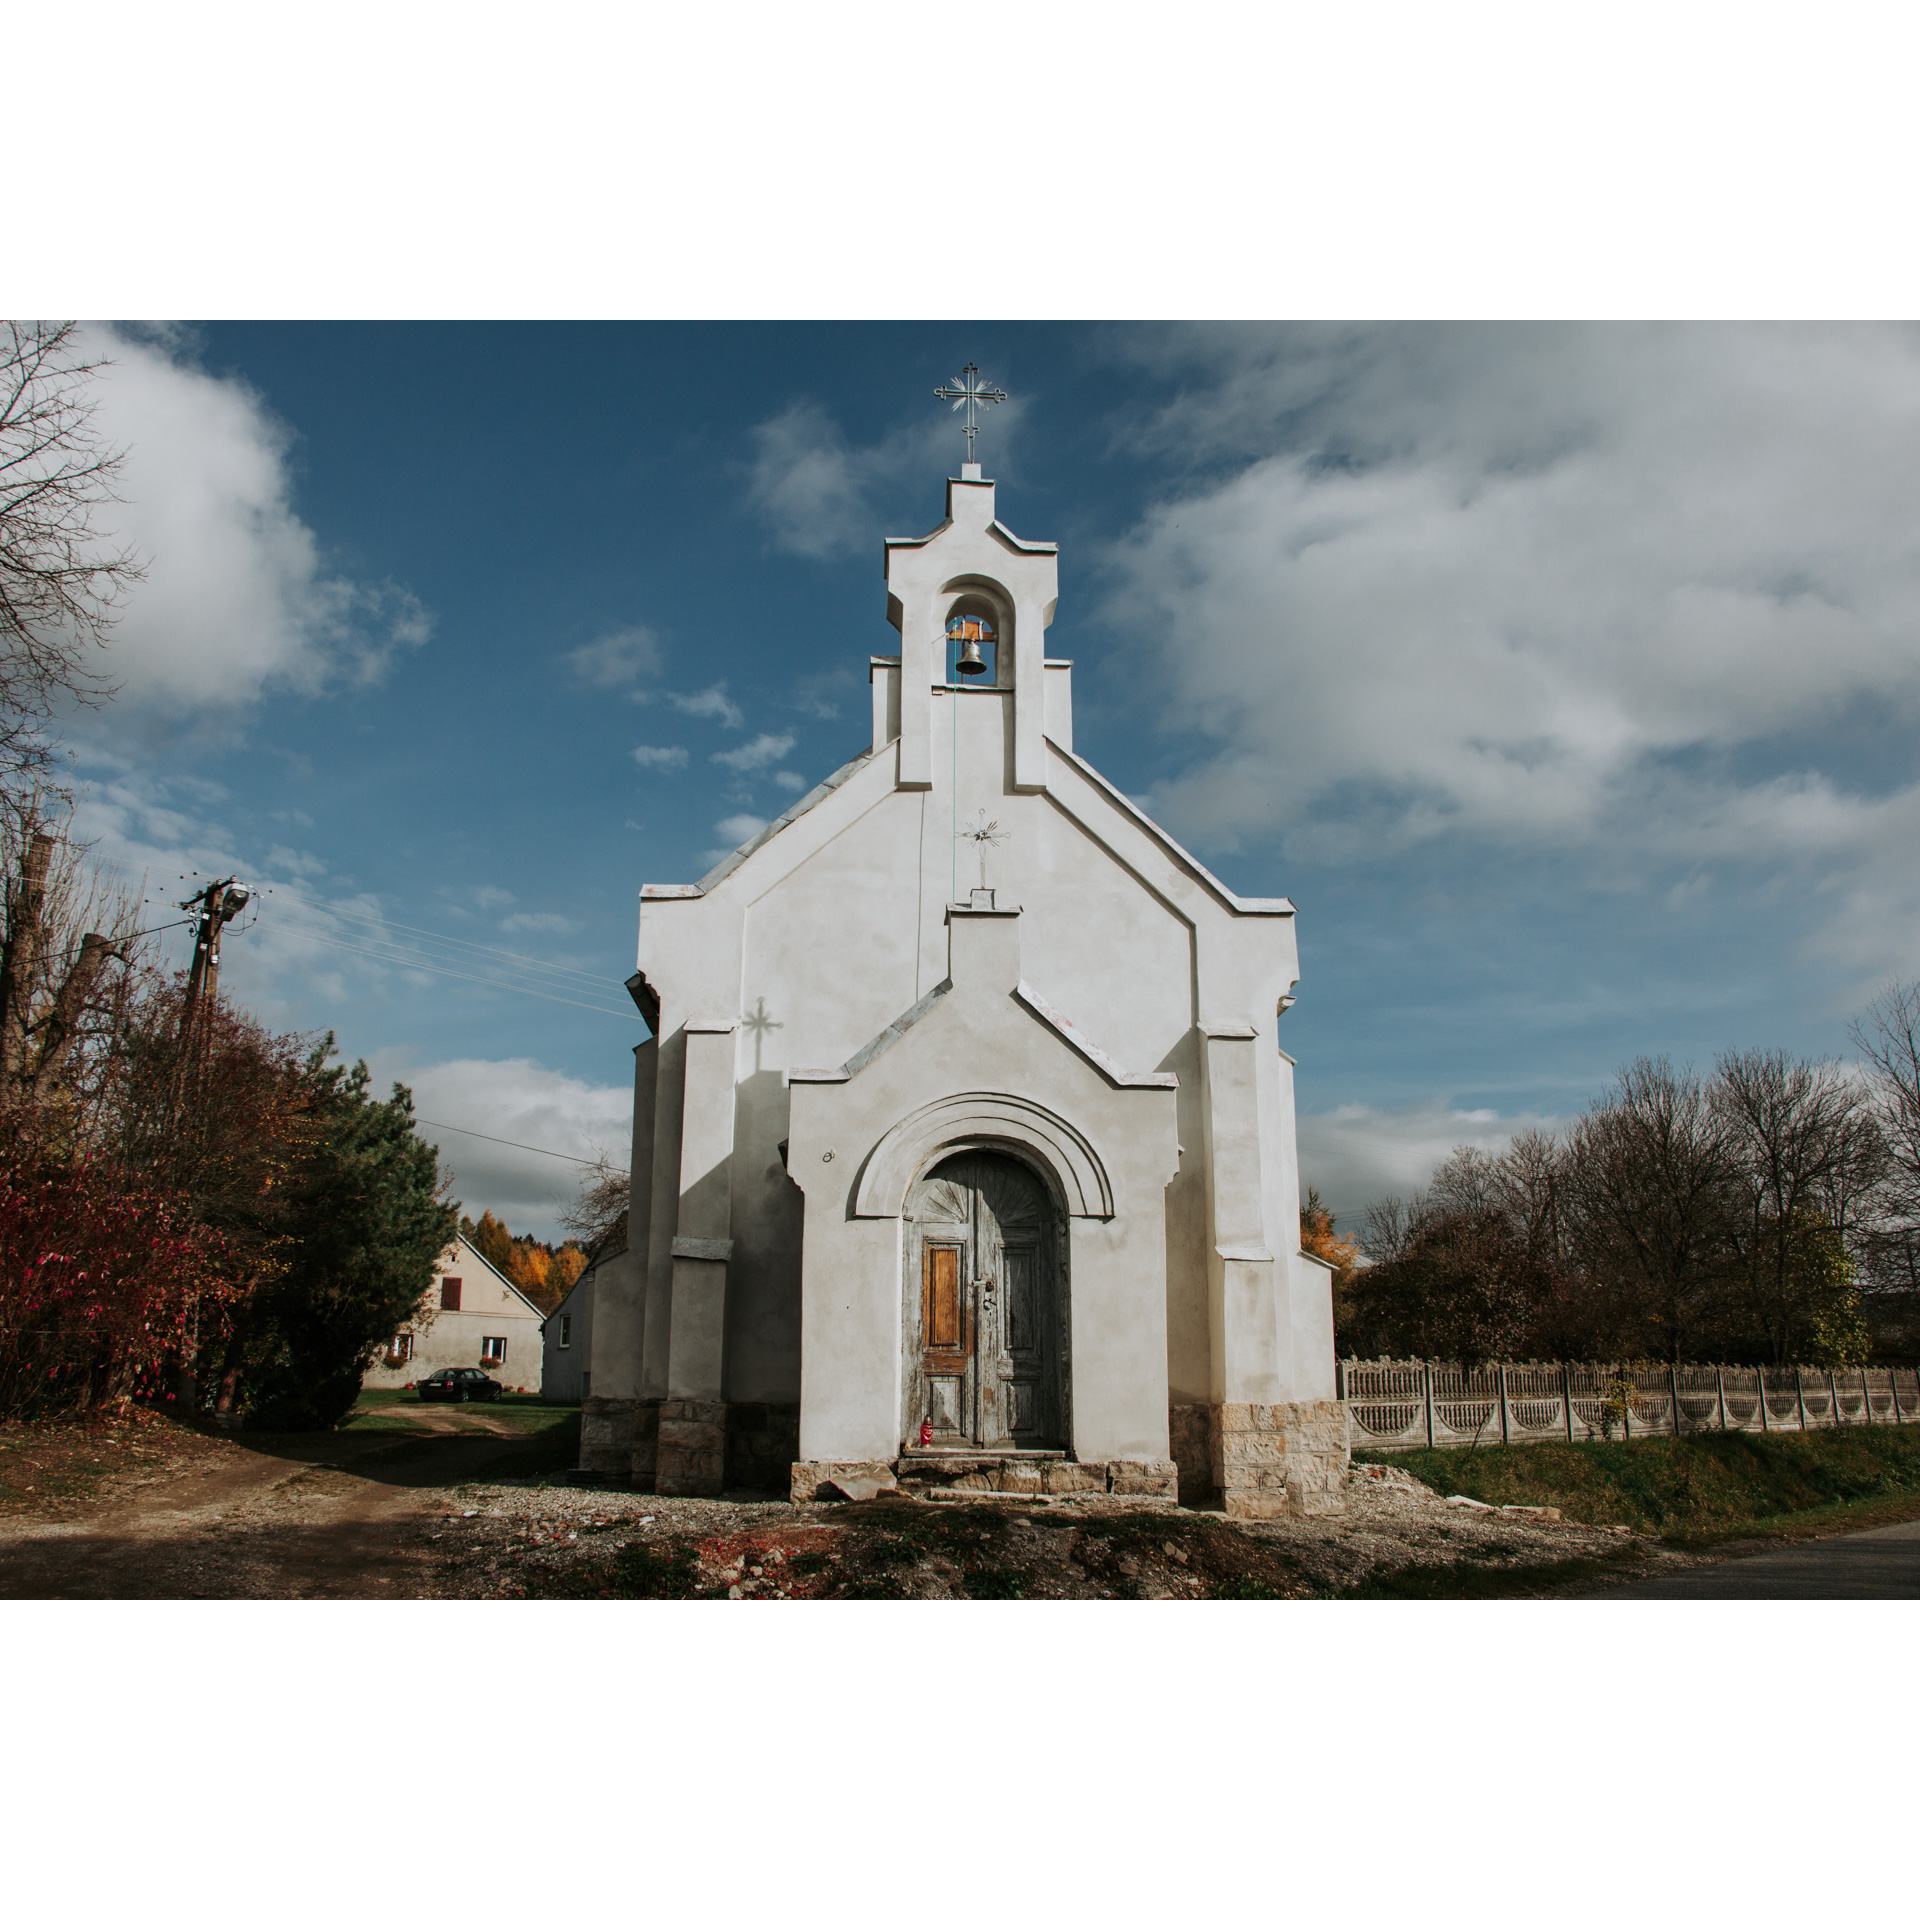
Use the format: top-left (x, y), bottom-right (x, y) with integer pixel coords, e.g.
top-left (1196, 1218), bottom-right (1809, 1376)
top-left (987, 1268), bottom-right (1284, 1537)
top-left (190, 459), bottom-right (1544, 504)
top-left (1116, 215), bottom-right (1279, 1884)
top-left (1359, 1423), bottom-right (1920, 1549)
top-left (334, 1390), bottom-right (584, 1483)
top-left (342, 1387), bottom-right (576, 1437)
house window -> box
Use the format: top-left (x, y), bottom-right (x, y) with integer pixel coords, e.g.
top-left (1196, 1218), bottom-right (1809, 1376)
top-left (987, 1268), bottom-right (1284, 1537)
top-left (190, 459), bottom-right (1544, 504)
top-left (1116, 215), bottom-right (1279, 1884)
top-left (440, 1275), bottom-right (463, 1311)
top-left (559, 1315), bottom-right (572, 1350)
top-left (390, 1333), bottom-right (413, 1362)
top-left (481, 1337), bottom-right (507, 1362)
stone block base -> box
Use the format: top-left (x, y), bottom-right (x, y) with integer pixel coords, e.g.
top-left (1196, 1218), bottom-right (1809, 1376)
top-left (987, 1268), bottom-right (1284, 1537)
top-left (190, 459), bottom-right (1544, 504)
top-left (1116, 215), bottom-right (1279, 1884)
top-left (628, 1400), bottom-right (661, 1490)
top-left (1040, 1459), bottom-right (1107, 1497)
top-left (725, 1402), bottom-right (801, 1493)
top-left (1209, 1401), bottom-right (1349, 1518)
top-left (580, 1396), bottom-right (637, 1475)
top-left (1169, 1404), bottom-right (1212, 1506)
top-left (655, 1398), bottom-right (726, 1497)
top-left (790, 1460), bottom-right (900, 1503)
top-left (833, 1459), bottom-right (1175, 1505)
top-left (1107, 1458), bottom-right (1179, 1500)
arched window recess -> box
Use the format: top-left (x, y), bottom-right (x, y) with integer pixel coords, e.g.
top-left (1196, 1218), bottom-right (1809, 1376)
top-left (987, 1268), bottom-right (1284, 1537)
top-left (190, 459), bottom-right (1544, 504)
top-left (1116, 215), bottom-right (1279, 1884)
top-left (941, 585), bottom-right (1009, 688)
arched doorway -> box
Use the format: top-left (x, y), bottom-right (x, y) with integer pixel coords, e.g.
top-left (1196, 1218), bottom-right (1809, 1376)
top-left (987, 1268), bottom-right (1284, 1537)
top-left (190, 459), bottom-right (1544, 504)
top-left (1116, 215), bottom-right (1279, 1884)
top-left (903, 1148), bottom-right (1067, 1450)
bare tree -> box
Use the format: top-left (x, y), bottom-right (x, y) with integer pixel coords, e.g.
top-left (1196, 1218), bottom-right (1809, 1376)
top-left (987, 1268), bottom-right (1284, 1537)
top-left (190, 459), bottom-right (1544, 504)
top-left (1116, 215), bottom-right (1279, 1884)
top-left (1849, 983), bottom-right (1920, 1352)
top-left (0, 322), bottom-right (142, 787)
top-left (1710, 1048), bottom-right (1884, 1361)
top-left (1492, 1128), bottom-right (1570, 1265)
top-left (562, 1147), bottom-right (630, 1255)
top-left (1852, 983), bottom-right (1920, 1210)
top-left (1427, 1145), bottom-right (1503, 1215)
top-left (1357, 1191), bottom-right (1424, 1265)
top-left (1560, 1057), bottom-right (1740, 1363)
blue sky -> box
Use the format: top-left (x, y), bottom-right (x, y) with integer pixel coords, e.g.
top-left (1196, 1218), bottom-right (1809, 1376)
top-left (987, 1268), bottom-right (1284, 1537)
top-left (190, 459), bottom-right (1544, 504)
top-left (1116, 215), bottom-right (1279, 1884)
top-left (63, 322), bottom-right (1920, 1238)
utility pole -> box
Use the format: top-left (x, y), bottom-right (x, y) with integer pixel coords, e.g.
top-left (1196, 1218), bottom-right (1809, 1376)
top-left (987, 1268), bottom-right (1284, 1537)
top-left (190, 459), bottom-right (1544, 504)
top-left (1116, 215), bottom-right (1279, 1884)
top-left (0, 831), bottom-right (57, 1101)
top-left (171, 876), bottom-right (251, 1418)
top-left (179, 877), bottom-right (249, 1045)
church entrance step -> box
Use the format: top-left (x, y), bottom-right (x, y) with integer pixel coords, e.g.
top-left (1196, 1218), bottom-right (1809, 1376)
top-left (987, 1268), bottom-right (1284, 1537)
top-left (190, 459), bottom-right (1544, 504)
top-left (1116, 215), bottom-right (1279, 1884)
top-left (920, 1488), bottom-right (1055, 1506)
top-left (899, 1448), bottom-right (1066, 1461)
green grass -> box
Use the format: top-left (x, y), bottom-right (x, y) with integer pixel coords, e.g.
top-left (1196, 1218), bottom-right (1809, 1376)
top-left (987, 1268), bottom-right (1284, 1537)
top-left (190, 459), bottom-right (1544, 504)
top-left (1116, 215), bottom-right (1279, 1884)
top-left (341, 1392), bottom-right (579, 1438)
top-left (962, 1566), bottom-right (1026, 1599)
top-left (1359, 1424), bottom-right (1920, 1542)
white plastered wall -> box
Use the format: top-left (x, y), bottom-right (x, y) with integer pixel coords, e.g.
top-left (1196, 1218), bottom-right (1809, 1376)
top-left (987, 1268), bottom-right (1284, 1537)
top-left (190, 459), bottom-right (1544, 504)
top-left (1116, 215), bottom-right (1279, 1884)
top-left (618, 472), bottom-right (1328, 1448)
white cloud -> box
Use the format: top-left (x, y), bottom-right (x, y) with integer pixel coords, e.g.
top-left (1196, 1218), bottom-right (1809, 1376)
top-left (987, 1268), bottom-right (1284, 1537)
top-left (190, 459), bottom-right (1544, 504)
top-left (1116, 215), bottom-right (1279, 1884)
top-left (1298, 1098), bottom-right (1567, 1232)
top-left (1105, 324), bottom-right (1920, 978)
top-left (704, 812), bottom-right (768, 864)
top-left (746, 399), bottom-right (873, 559)
top-left (500, 911), bottom-right (572, 935)
top-left (366, 1052), bottom-right (631, 1245)
top-left (711, 730), bottom-right (794, 772)
top-left (668, 682), bottom-right (745, 727)
top-left (747, 390), bottom-right (1028, 558)
top-left (264, 843), bottom-right (327, 879)
top-left (772, 769), bottom-right (807, 793)
top-left (70, 325), bottom-right (431, 730)
top-left (566, 624), bottom-right (662, 691)
top-left (632, 744), bottom-right (689, 770)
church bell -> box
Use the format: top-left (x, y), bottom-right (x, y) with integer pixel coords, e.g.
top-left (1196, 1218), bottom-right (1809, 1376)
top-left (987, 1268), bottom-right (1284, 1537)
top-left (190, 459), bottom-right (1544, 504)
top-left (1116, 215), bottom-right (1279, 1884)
top-left (947, 610), bottom-right (994, 677)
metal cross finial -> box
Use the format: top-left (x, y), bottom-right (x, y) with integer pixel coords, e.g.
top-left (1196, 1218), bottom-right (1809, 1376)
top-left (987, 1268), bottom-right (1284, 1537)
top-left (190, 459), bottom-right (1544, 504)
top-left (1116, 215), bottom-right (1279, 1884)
top-left (961, 808), bottom-right (1009, 893)
top-left (934, 363), bottom-right (1008, 464)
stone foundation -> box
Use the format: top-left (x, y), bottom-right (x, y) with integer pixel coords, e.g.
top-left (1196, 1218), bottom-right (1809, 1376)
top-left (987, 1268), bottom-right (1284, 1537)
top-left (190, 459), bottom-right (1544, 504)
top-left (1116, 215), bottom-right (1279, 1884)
top-left (1107, 1458), bottom-right (1180, 1499)
top-left (1208, 1400), bottom-right (1349, 1518)
top-left (1168, 1404), bottom-right (1212, 1506)
top-left (790, 1459), bottom-right (900, 1503)
top-left (655, 1398), bottom-right (727, 1497)
top-left (628, 1399), bottom-right (661, 1489)
top-left (580, 1396), bottom-right (637, 1476)
top-left (793, 1453), bottom-right (1179, 1503)
top-left (725, 1402), bottom-right (801, 1493)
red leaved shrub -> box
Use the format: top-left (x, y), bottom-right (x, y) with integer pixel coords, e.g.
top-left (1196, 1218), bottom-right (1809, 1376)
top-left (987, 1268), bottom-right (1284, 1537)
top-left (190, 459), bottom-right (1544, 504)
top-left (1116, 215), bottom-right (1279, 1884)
top-left (0, 1134), bottom-right (247, 1419)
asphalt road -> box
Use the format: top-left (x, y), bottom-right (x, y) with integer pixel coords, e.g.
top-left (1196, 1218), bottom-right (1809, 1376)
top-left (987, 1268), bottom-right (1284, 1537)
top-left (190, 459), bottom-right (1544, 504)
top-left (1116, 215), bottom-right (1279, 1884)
top-left (1611, 1516), bottom-right (1920, 1598)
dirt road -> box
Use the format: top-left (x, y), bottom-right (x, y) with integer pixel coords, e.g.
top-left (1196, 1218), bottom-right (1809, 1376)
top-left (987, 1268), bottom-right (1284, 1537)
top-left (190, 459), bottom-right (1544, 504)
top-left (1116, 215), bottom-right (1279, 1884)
top-left (0, 1407), bottom-right (551, 1599)
top-left (1607, 1514), bottom-right (1920, 1599)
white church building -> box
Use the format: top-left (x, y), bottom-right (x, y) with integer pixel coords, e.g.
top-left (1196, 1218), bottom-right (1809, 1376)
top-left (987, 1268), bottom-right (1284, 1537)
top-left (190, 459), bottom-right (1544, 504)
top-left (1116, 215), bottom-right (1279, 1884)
top-left (580, 460), bottom-right (1345, 1517)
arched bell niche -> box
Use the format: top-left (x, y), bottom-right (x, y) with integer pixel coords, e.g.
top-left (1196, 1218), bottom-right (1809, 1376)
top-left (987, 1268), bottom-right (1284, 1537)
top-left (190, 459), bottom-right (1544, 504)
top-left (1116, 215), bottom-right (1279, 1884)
top-left (942, 589), bottom-right (1006, 687)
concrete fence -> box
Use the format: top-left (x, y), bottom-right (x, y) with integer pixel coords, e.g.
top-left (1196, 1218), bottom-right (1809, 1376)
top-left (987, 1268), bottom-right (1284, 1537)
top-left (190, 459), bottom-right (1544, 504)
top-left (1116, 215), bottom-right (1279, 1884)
top-left (1340, 1359), bottom-right (1920, 1451)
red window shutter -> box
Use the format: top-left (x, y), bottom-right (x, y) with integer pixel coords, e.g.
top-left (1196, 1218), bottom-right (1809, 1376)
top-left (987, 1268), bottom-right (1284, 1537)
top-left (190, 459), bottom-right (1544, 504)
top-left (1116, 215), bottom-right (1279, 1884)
top-left (440, 1276), bottom-right (462, 1311)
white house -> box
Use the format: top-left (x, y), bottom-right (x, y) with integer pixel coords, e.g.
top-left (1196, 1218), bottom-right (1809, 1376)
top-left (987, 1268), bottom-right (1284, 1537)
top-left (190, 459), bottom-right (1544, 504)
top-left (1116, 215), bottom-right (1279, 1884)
top-left (541, 1213), bottom-right (623, 1404)
top-left (365, 1235), bottom-right (546, 1395)
top-left (579, 461), bottom-right (1344, 1516)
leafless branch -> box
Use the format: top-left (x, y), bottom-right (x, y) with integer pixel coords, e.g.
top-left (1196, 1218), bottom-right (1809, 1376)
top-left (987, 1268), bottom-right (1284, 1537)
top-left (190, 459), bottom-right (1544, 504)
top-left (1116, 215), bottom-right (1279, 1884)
top-left (0, 321), bottom-right (142, 785)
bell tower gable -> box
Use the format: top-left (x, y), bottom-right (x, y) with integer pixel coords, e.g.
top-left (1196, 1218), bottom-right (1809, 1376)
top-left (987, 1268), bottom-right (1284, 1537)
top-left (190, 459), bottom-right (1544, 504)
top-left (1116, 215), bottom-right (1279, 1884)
top-left (883, 469), bottom-right (1060, 794)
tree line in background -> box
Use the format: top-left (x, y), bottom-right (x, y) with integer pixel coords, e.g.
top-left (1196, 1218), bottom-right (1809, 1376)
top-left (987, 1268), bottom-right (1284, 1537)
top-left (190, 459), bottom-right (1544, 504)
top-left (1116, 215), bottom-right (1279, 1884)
top-left (1324, 1009), bottom-right (1920, 1370)
top-left (458, 1207), bottom-right (588, 1315)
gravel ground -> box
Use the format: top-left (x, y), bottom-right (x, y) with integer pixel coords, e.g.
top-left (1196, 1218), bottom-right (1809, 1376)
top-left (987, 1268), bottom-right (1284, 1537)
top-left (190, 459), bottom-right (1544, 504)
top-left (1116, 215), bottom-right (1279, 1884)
top-left (1, 1417), bottom-right (1715, 1599)
top-left (440, 1458), bottom-right (1711, 1599)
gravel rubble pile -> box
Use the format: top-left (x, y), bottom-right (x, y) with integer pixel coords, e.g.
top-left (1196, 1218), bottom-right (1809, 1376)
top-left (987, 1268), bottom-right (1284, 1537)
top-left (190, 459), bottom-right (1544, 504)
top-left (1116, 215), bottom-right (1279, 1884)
top-left (431, 1460), bottom-right (1708, 1599)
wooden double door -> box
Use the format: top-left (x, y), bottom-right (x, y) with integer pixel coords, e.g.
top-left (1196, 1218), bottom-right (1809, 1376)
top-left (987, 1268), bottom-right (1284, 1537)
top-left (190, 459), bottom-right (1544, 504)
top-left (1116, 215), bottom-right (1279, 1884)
top-left (905, 1149), bottom-right (1065, 1450)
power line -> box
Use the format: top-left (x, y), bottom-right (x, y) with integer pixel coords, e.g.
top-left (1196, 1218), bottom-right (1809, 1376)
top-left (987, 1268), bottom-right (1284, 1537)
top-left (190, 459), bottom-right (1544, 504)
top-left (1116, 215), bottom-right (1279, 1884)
top-left (270, 923), bottom-right (646, 1020)
top-left (32, 914), bottom-right (195, 967)
top-left (289, 897), bottom-right (621, 988)
top-left (415, 1117), bottom-right (617, 1166)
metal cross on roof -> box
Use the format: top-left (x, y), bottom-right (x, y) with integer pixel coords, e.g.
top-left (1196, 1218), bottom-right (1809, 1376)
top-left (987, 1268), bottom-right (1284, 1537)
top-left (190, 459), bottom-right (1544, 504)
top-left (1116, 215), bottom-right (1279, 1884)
top-left (961, 808), bottom-right (1009, 893)
top-left (934, 363), bottom-right (1008, 464)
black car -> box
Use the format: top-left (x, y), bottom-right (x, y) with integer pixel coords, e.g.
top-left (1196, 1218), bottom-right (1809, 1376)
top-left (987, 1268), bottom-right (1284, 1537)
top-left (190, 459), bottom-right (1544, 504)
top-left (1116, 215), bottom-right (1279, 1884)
top-left (418, 1367), bottom-right (504, 1403)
